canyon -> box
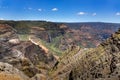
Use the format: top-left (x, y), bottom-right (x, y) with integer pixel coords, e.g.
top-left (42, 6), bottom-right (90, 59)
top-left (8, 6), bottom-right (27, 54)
top-left (0, 21), bottom-right (120, 80)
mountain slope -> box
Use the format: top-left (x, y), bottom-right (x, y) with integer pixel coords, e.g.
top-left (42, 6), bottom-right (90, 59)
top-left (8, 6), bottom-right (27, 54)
top-left (0, 24), bottom-right (57, 80)
top-left (0, 21), bottom-right (120, 49)
top-left (51, 29), bottom-right (120, 80)
top-left (0, 62), bottom-right (30, 80)
top-left (0, 22), bottom-right (120, 80)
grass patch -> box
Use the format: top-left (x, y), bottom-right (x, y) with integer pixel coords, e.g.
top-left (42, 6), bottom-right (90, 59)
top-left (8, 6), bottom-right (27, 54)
top-left (18, 34), bottom-right (29, 41)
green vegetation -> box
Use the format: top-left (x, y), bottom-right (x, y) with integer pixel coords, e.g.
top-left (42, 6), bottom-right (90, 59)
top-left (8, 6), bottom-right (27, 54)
top-left (48, 36), bottom-right (64, 56)
top-left (0, 20), bottom-right (65, 55)
top-left (40, 36), bottom-right (64, 56)
top-left (0, 20), bottom-right (61, 34)
top-left (18, 34), bottom-right (29, 41)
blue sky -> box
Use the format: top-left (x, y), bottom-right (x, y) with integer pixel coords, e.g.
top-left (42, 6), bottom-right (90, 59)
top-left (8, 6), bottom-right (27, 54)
top-left (0, 0), bottom-right (120, 22)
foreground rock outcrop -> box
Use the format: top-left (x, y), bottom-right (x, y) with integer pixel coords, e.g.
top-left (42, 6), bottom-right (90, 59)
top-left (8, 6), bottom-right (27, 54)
top-left (51, 29), bottom-right (120, 80)
top-left (0, 62), bottom-right (29, 80)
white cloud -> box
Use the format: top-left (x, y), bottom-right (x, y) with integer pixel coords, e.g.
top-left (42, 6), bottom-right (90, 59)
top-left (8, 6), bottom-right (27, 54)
top-left (38, 8), bottom-right (42, 11)
top-left (92, 13), bottom-right (96, 16)
top-left (77, 12), bottom-right (86, 15)
top-left (52, 8), bottom-right (58, 11)
top-left (116, 12), bottom-right (120, 16)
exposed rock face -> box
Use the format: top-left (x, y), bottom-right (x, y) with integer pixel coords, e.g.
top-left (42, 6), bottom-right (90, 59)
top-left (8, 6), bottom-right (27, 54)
top-left (61, 25), bottom-right (115, 48)
top-left (1, 23), bottom-right (120, 80)
top-left (0, 24), bottom-right (57, 79)
top-left (31, 74), bottom-right (47, 80)
top-left (0, 21), bottom-right (120, 49)
top-left (29, 36), bottom-right (49, 53)
top-left (8, 39), bottom-right (20, 44)
top-left (30, 26), bottom-right (66, 43)
top-left (0, 62), bottom-right (29, 80)
top-left (51, 29), bottom-right (120, 80)
top-left (30, 27), bottom-right (49, 42)
top-left (0, 24), bottom-right (18, 41)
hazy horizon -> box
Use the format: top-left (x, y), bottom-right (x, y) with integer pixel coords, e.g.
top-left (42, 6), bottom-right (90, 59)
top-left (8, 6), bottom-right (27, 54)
top-left (1, 19), bottom-right (120, 24)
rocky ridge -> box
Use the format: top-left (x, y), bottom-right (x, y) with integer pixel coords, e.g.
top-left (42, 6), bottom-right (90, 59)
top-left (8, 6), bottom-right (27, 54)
top-left (50, 29), bottom-right (120, 80)
top-left (0, 23), bottom-right (120, 80)
top-left (0, 62), bottom-right (29, 80)
top-left (0, 24), bottom-right (57, 80)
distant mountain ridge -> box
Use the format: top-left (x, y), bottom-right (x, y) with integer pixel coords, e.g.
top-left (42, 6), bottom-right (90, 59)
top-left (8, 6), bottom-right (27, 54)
top-left (0, 20), bottom-right (120, 51)
top-left (64, 22), bottom-right (120, 30)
